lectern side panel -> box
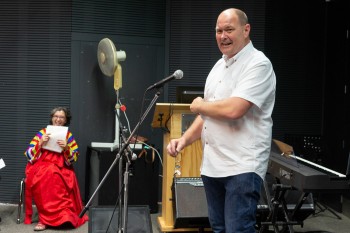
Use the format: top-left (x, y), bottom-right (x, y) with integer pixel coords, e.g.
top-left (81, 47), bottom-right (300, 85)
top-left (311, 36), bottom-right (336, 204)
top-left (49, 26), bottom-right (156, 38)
top-left (161, 132), bottom-right (176, 227)
top-left (170, 111), bottom-right (184, 139)
top-left (181, 140), bottom-right (202, 177)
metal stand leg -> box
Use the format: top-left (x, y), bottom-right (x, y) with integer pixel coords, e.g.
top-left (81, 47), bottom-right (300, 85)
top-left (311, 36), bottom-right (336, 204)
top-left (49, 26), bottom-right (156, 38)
top-left (118, 156), bottom-right (131, 233)
top-left (314, 201), bottom-right (342, 219)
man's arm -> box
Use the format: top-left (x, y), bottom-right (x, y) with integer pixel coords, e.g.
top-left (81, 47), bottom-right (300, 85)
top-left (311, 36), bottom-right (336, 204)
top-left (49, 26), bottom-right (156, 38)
top-left (190, 96), bottom-right (252, 120)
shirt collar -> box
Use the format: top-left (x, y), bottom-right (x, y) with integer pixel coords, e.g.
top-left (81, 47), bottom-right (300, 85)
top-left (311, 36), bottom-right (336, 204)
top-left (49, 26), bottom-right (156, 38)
top-left (222, 41), bottom-right (253, 67)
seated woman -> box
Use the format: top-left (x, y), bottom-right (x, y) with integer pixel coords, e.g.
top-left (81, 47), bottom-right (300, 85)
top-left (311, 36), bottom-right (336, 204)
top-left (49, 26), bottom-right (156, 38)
top-left (24, 107), bottom-right (88, 231)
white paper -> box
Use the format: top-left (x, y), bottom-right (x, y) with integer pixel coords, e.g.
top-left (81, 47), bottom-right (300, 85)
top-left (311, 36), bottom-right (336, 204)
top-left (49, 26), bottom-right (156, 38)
top-left (42, 125), bottom-right (69, 153)
top-left (0, 158), bottom-right (5, 170)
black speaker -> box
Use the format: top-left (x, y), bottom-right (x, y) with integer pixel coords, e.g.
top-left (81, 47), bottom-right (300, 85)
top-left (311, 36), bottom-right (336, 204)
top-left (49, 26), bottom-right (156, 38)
top-left (172, 177), bottom-right (210, 229)
top-left (88, 205), bottom-right (152, 233)
top-left (86, 146), bottom-right (159, 213)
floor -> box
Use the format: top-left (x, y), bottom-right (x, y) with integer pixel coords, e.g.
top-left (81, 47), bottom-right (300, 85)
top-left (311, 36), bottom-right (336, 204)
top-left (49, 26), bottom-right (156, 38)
top-left (1, 201), bottom-right (350, 233)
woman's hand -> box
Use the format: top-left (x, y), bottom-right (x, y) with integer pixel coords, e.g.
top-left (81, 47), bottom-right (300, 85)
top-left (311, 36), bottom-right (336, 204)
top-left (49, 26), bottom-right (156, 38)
top-left (57, 139), bottom-right (68, 151)
top-left (39, 133), bottom-right (51, 147)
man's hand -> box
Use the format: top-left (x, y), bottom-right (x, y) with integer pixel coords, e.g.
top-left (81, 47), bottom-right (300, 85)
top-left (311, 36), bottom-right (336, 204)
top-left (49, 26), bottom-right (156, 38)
top-left (167, 137), bottom-right (186, 157)
top-left (190, 97), bottom-right (204, 114)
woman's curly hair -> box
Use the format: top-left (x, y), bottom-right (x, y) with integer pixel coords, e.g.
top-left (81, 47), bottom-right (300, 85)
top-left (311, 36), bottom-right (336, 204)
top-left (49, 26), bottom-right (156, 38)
top-left (49, 107), bottom-right (72, 126)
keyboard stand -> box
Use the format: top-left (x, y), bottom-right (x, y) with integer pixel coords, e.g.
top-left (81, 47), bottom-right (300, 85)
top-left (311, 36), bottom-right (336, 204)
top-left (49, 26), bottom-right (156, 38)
top-left (259, 183), bottom-right (304, 233)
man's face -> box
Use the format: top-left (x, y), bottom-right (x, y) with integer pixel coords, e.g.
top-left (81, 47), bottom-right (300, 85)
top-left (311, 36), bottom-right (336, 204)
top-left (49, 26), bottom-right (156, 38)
top-left (215, 12), bottom-right (250, 58)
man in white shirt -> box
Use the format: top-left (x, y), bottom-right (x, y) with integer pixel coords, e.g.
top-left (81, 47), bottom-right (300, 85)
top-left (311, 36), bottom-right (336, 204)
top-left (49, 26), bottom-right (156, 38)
top-left (167, 8), bottom-right (276, 233)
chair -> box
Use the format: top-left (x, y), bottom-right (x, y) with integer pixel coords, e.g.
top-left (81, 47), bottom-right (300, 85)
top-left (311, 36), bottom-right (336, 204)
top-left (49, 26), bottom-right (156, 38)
top-left (17, 178), bottom-right (25, 224)
top-left (17, 177), bottom-right (33, 224)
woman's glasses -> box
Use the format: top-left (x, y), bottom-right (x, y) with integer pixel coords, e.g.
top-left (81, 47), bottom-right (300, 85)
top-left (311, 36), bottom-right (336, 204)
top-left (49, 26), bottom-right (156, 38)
top-left (53, 115), bottom-right (66, 120)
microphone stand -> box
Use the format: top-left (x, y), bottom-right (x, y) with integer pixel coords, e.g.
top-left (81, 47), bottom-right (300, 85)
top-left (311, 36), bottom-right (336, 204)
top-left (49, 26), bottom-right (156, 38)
top-left (117, 121), bottom-right (133, 233)
top-left (79, 90), bottom-right (161, 233)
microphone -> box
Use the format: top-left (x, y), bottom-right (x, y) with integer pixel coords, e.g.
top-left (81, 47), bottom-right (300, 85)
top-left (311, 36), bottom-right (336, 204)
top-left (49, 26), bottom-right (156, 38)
top-left (147, 70), bottom-right (183, 90)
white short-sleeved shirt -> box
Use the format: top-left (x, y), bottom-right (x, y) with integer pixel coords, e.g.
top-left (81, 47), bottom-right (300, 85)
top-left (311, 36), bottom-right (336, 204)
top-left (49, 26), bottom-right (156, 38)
top-left (200, 41), bottom-right (276, 179)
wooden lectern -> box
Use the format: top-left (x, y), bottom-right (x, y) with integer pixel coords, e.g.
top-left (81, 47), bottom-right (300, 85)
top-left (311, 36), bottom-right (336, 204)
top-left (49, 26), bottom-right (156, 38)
top-left (152, 103), bottom-right (206, 232)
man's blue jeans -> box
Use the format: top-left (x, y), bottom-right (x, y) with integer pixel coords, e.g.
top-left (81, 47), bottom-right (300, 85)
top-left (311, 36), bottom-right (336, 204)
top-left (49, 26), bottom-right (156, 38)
top-left (201, 173), bottom-right (262, 233)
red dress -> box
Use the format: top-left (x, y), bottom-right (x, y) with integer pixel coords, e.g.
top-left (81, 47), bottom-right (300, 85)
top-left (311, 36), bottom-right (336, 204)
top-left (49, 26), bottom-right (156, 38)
top-left (24, 129), bottom-right (88, 228)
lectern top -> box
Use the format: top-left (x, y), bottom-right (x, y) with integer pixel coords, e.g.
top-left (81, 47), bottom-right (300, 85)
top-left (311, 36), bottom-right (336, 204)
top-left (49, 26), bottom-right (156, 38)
top-left (151, 103), bottom-right (191, 128)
